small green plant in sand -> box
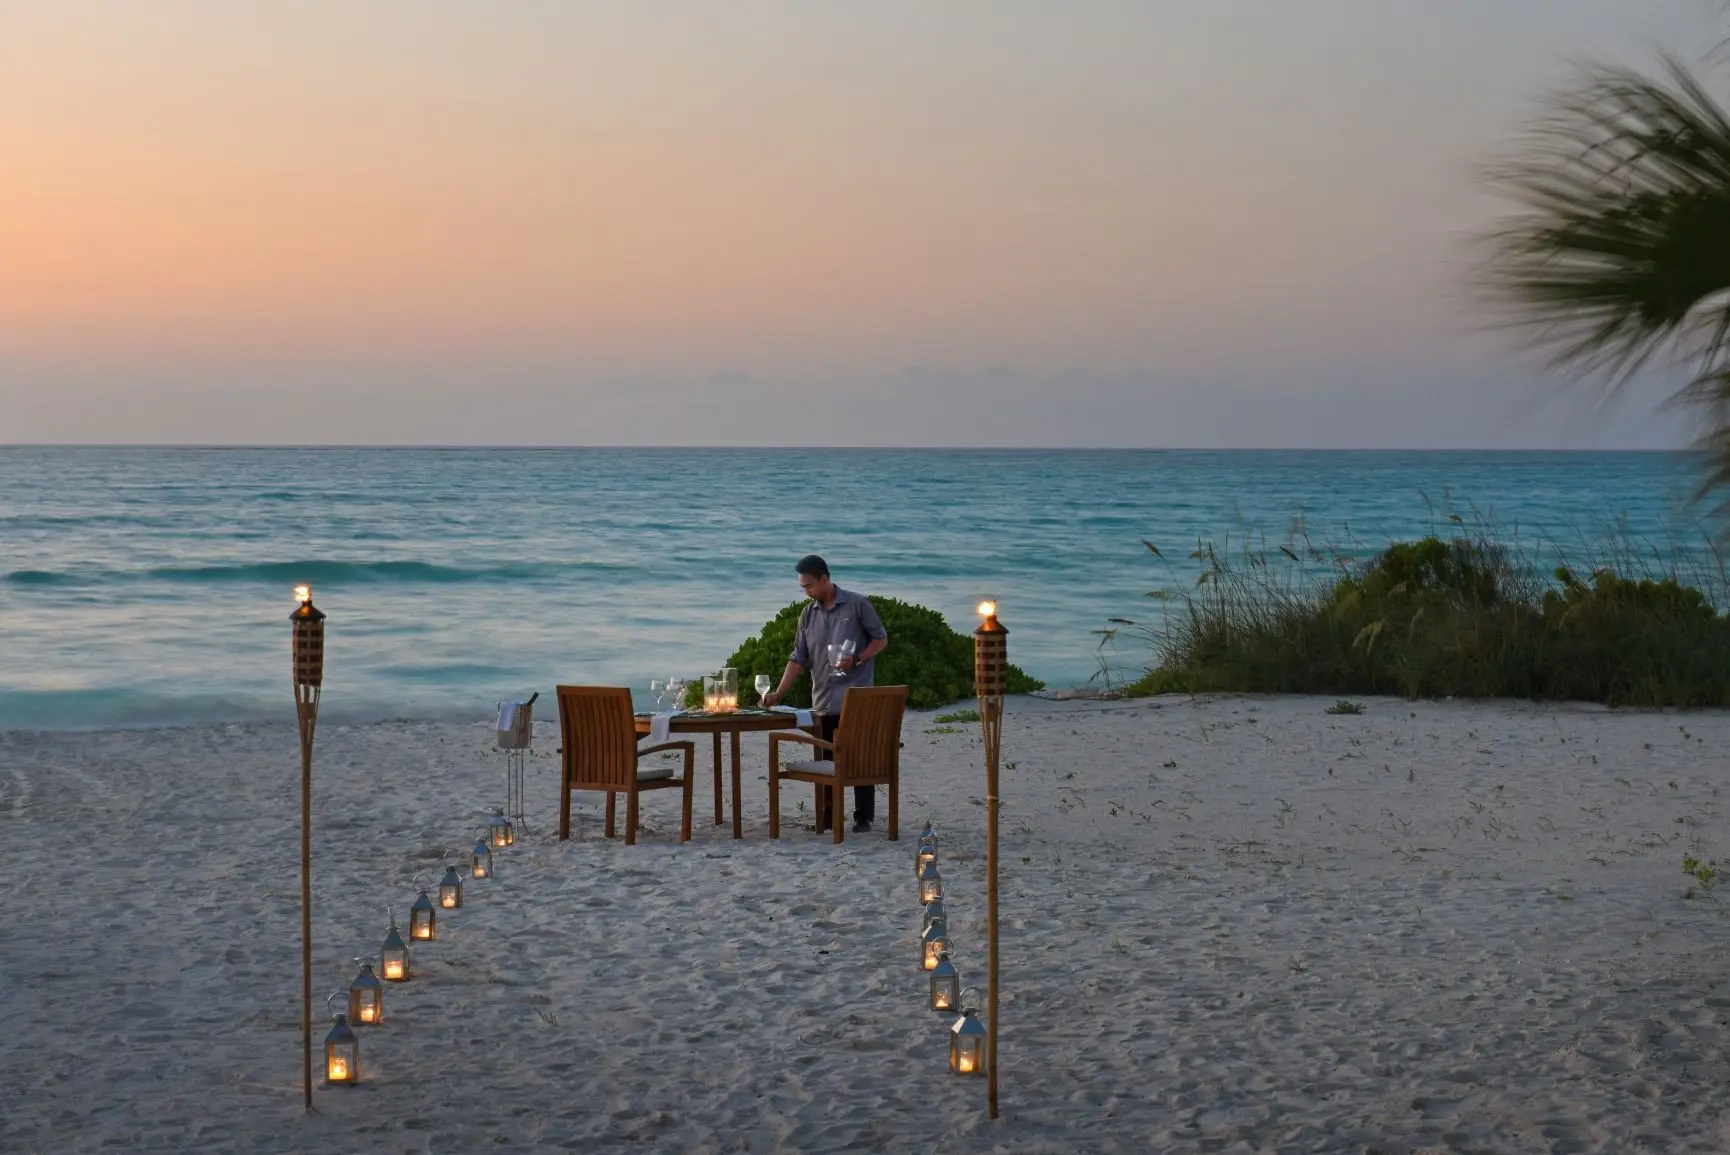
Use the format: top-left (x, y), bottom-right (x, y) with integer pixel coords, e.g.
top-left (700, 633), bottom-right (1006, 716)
top-left (1112, 521), bottom-right (1730, 708)
top-left (1682, 854), bottom-right (1724, 901)
top-left (935, 708), bottom-right (980, 724)
top-left (1324, 699), bottom-right (1364, 715)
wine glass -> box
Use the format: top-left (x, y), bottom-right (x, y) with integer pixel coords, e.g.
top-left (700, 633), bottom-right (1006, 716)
top-left (650, 680), bottom-right (666, 711)
top-left (667, 677), bottom-right (685, 711)
top-left (755, 674), bottom-right (772, 705)
top-left (832, 638), bottom-right (857, 679)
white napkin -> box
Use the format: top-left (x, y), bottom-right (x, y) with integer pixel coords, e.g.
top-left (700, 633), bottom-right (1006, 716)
top-left (769, 705), bottom-right (815, 727)
top-left (496, 701), bottom-right (517, 732)
top-left (647, 711), bottom-right (675, 745)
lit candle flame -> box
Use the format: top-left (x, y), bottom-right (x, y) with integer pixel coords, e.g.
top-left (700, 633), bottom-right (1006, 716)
top-left (383, 959), bottom-right (404, 979)
top-left (977, 600), bottom-right (996, 618)
top-left (295, 584), bottom-right (312, 605)
top-left (329, 1055), bottom-right (350, 1080)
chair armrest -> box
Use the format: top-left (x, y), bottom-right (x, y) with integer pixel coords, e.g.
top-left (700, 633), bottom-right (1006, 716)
top-left (637, 740), bottom-right (695, 758)
top-left (770, 732), bottom-right (833, 754)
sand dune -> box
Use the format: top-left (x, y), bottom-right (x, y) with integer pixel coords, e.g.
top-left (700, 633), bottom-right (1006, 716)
top-left (5, 695), bottom-right (1730, 1153)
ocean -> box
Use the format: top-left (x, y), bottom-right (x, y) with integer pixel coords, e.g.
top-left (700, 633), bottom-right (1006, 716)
top-left (0, 447), bottom-right (1714, 731)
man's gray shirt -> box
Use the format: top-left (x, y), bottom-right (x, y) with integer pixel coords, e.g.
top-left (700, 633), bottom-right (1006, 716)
top-left (791, 587), bottom-right (889, 715)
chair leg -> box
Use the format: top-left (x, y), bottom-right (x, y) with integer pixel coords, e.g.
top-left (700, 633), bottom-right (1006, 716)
top-left (888, 774), bottom-right (898, 841)
top-left (814, 784), bottom-right (827, 832)
top-left (768, 759), bottom-right (781, 839)
top-left (625, 788), bottom-right (639, 847)
top-left (605, 792), bottom-right (616, 839)
top-left (559, 773), bottom-right (571, 841)
top-left (833, 782), bottom-right (844, 844)
top-left (680, 748), bottom-right (694, 843)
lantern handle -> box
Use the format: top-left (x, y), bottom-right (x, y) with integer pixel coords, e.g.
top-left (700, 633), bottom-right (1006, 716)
top-left (325, 991), bottom-right (344, 1020)
top-left (959, 984), bottom-right (983, 1012)
top-left (412, 873), bottom-right (431, 892)
top-left (386, 903), bottom-right (397, 929)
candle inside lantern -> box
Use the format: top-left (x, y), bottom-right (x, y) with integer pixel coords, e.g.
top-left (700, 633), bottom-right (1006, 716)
top-left (329, 1055), bottom-right (349, 1080)
top-left (382, 957), bottom-right (404, 980)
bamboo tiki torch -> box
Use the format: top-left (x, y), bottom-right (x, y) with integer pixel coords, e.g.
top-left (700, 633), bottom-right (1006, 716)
top-left (290, 585), bottom-right (326, 1110)
top-left (973, 599), bottom-right (1007, 1119)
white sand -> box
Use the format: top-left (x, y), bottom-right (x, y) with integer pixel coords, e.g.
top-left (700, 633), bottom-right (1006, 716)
top-left (6, 695), bottom-right (1730, 1153)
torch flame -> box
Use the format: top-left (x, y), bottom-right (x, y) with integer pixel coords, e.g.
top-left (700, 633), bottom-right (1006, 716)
top-left (977, 600), bottom-right (996, 619)
top-left (294, 584), bottom-right (312, 605)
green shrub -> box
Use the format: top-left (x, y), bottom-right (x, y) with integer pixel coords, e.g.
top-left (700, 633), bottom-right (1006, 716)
top-left (716, 596), bottom-right (1043, 710)
top-left (1120, 532), bottom-right (1730, 708)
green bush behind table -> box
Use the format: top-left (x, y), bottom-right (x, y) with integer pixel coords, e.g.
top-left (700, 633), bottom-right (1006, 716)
top-left (695, 596), bottom-right (1043, 710)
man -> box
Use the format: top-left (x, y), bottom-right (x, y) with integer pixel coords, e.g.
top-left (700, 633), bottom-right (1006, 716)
top-left (762, 554), bottom-right (889, 832)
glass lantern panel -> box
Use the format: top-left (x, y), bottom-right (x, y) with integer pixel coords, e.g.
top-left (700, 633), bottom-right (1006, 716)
top-left (353, 990), bottom-right (380, 1024)
top-left (920, 879), bottom-right (942, 904)
top-left (382, 952), bottom-right (408, 981)
top-left (326, 1041), bottom-right (358, 1083)
top-left (951, 1036), bottom-right (983, 1076)
top-left (472, 853), bottom-right (490, 878)
top-left (931, 977), bottom-right (958, 1012)
top-left (411, 910), bottom-right (434, 939)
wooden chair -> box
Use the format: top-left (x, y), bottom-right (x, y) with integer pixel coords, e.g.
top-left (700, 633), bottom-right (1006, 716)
top-left (769, 685), bottom-right (906, 843)
top-left (556, 685), bottom-right (695, 845)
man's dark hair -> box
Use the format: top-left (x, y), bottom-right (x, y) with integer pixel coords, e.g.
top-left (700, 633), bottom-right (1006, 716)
top-left (795, 554), bottom-right (829, 578)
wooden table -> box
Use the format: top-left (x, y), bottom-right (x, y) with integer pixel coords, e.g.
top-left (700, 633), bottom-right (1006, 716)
top-left (633, 711), bottom-right (807, 839)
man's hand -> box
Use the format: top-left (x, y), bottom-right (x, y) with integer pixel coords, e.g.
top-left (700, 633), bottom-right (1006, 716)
top-left (836, 656), bottom-right (856, 673)
top-left (761, 692), bottom-right (781, 708)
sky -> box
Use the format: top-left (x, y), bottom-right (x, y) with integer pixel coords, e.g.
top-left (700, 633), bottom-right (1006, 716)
top-left (0, 0), bottom-right (1721, 448)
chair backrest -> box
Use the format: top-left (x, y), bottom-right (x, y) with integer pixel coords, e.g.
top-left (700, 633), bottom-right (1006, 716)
top-left (555, 686), bottom-right (638, 789)
top-left (833, 685), bottom-right (907, 783)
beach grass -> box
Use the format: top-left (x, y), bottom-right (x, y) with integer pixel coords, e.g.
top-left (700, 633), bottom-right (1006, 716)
top-left (1115, 522), bottom-right (1730, 708)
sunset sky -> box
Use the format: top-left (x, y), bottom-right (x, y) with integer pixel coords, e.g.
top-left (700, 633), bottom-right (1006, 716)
top-left (0, 0), bottom-right (1716, 447)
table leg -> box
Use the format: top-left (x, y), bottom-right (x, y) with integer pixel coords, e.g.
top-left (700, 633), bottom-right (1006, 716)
top-left (711, 732), bottom-right (724, 825)
top-left (730, 729), bottom-right (743, 839)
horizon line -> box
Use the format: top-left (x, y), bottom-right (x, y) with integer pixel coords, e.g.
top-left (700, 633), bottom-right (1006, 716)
top-left (0, 443), bottom-right (1703, 454)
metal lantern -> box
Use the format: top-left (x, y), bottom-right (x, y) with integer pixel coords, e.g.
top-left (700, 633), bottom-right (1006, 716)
top-left (347, 959), bottom-right (383, 1026)
top-left (916, 832), bottom-right (937, 878)
top-left (917, 859), bottom-right (943, 905)
top-left (488, 808), bottom-right (515, 849)
top-left (323, 994), bottom-right (359, 1085)
top-left (922, 897), bottom-right (947, 936)
top-left (470, 830), bottom-right (493, 880)
top-left (930, 951), bottom-right (961, 1013)
top-left (409, 887), bottom-right (436, 941)
top-left (380, 910), bottom-right (411, 982)
top-left (921, 920), bottom-right (951, 972)
top-left (439, 865), bottom-right (463, 910)
top-left (949, 988), bottom-right (987, 1077)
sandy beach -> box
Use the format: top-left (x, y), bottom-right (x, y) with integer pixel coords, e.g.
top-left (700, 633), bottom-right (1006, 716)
top-left (6, 694), bottom-right (1730, 1153)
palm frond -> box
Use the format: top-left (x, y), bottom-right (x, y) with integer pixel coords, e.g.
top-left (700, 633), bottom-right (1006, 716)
top-left (1481, 57), bottom-right (1730, 396)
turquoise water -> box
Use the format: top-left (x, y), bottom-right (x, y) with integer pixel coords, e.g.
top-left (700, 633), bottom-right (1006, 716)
top-left (0, 447), bottom-right (1714, 730)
